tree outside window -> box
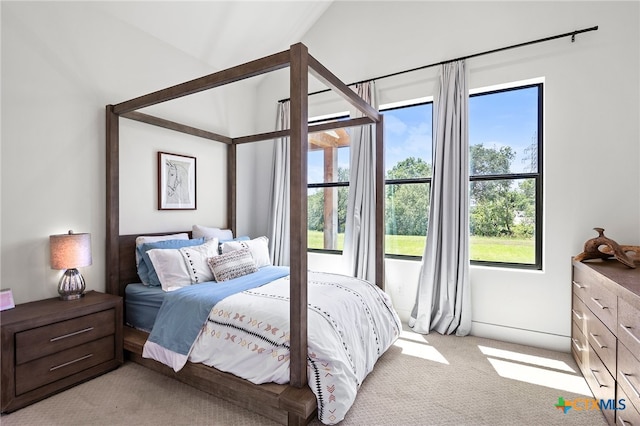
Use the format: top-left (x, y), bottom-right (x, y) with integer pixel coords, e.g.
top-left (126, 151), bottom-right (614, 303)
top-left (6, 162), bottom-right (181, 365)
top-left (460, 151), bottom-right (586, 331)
top-left (307, 83), bottom-right (542, 269)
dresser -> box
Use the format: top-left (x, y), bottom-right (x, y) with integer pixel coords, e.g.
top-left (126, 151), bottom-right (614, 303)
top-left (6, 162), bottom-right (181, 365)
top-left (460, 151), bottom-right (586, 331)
top-left (1, 291), bottom-right (123, 413)
top-left (571, 259), bottom-right (640, 425)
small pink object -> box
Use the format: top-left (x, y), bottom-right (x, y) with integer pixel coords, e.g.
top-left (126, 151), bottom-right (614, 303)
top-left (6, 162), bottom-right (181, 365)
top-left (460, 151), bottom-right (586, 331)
top-left (0, 289), bottom-right (15, 311)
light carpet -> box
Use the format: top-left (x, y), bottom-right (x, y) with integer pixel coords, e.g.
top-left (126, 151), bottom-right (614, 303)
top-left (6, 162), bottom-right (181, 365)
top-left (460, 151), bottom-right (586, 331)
top-left (1, 329), bottom-right (607, 425)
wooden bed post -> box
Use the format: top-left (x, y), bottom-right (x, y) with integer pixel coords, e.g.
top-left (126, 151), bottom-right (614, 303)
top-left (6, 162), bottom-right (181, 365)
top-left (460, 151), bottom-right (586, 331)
top-left (375, 115), bottom-right (385, 290)
top-left (106, 105), bottom-right (120, 296)
top-left (289, 43), bottom-right (309, 389)
top-left (227, 143), bottom-right (237, 235)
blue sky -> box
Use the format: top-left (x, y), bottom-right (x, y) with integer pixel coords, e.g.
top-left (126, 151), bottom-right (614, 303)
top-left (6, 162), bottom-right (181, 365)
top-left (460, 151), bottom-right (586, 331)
top-left (308, 85), bottom-right (539, 182)
top-left (469, 86), bottom-right (539, 174)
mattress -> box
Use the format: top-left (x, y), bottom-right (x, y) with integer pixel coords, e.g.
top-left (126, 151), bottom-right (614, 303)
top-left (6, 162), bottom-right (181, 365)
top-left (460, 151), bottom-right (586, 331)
top-left (125, 283), bottom-right (166, 332)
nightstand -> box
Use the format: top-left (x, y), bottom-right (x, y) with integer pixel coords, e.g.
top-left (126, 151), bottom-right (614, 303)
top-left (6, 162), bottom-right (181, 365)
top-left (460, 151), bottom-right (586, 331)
top-left (1, 290), bottom-right (123, 413)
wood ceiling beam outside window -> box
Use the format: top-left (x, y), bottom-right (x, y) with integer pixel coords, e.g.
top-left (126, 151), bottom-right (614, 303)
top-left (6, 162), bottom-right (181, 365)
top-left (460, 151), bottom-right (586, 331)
top-left (309, 128), bottom-right (351, 250)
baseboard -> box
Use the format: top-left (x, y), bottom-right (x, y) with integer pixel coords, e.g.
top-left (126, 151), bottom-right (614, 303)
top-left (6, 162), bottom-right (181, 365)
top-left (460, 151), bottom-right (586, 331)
top-left (470, 321), bottom-right (571, 353)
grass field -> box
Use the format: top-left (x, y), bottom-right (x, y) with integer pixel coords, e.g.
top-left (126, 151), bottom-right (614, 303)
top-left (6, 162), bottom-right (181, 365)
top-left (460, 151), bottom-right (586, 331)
top-left (308, 230), bottom-right (535, 263)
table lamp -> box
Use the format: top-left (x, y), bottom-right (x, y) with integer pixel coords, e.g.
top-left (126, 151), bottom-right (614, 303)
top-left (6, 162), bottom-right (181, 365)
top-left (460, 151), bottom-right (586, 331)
top-left (50, 230), bottom-right (92, 300)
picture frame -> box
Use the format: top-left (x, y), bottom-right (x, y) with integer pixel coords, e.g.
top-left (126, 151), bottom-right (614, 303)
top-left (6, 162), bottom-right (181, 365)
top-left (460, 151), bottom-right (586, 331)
top-left (158, 152), bottom-right (197, 210)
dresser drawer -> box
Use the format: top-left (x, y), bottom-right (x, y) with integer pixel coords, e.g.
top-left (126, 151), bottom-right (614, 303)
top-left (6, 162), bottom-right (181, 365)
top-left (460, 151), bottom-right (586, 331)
top-left (572, 292), bottom-right (588, 334)
top-left (575, 266), bottom-right (618, 332)
top-left (584, 342), bottom-right (617, 425)
top-left (618, 341), bottom-right (640, 415)
top-left (587, 311), bottom-right (618, 377)
top-left (617, 384), bottom-right (640, 426)
top-left (15, 335), bottom-right (114, 395)
top-left (618, 296), bottom-right (640, 360)
top-left (572, 320), bottom-right (588, 368)
top-left (588, 287), bottom-right (617, 333)
top-left (16, 309), bottom-right (115, 365)
top-left (572, 265), bottom-right (591, 303)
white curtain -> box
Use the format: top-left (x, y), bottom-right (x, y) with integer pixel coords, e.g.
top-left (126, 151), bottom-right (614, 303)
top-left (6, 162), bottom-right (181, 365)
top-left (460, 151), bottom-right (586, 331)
top-left (267, 101), bottom-right (290, 266)
top-left (342, 81), bottom-right (377, 281)
top-left (409, 61), bottom-right (472, 336)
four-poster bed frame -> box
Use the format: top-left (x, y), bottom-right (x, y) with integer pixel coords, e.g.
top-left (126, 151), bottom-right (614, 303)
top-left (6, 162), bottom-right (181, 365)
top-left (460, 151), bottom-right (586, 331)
top-left (105, 43), bottom-right (384, 425)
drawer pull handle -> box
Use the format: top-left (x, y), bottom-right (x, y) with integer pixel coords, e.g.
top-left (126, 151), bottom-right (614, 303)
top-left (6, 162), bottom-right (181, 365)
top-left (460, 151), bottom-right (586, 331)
top-left (572, 280), bottom-right (584, 290)
top-left (49, 354), bottom-right (93, 371)
top-left (589, 369), bottom-right (607, 388)
top-left (571, 309), bottom-right (583, 321)
top-left (589, 332), bottom-right (607, 349)
top-left (50, 327), bottom-right (94, 342)
top-left (619, 371), bottom-right (640, 399)
top-left (620, 324), bottom-right (640, 345)
top-left (590, 297), bottom-right (609, 310)
top-left (571, 338), bottom-right (583, 352)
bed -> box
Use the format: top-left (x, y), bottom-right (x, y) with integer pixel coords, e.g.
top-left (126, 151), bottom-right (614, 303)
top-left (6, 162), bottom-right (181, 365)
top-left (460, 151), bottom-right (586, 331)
top-left (106, 43), bottom-right (388, 425)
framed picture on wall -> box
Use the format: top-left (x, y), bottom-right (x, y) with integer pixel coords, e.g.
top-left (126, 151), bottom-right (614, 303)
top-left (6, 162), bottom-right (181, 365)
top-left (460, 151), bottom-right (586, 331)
top-left (158, 152), bottom-right (197, 210)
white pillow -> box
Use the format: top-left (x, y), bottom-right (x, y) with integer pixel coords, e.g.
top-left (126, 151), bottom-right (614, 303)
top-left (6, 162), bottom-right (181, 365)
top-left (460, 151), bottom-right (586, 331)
top-left (135, 233), bottom-right (189, 266)
top-left (146, 249), bottom-right (191, 292)
top-left (179, 238), bottom-right (219, 284)
top-left (221, 236), bottom-right (271, 268)
top-left (192, 225), bottom-right (233, 241)
top-left (147, 239), bottom-right (219, 291)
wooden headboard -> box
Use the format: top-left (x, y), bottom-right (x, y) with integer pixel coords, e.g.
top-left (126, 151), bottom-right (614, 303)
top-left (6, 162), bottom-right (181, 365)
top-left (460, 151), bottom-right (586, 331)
top-left (114, 231), bottom-right (191, 298)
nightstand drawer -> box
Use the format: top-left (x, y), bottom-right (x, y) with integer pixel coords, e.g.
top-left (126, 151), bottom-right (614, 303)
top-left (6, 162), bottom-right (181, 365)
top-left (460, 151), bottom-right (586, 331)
top-left (16, 309), bottom-right (115, 365)
top-left (15, 335), bottom-right (114, 395)
top-left (1, 291), bottom-right (122, 414)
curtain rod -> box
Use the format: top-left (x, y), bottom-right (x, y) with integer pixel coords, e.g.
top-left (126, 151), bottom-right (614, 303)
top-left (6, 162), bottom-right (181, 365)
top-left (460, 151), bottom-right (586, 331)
top-left (278, 25), bottom-right (598, 103)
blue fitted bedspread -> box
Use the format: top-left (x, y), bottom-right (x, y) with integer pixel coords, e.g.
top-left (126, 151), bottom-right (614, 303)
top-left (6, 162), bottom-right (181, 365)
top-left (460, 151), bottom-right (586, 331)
top-left (125, 283), bottom-right (166, 332)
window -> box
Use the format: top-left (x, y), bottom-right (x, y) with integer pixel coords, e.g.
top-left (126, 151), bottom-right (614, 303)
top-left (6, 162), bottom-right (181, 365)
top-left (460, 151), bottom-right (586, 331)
top-left (307, 83), bottom-right (543, 269)
top-left (383, 101), bottom-right (432, 257)
top-left (307, 114), bottom-right (350, 252)
top-left (469, 84), bottom-right (542, 268)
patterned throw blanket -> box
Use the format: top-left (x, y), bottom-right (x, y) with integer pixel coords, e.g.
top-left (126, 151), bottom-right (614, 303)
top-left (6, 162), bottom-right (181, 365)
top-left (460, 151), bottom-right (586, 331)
top-left (188, 271), bottom-right (401, 424)
top-left (144, 269), bottom-right (401, 425)
top-left (142, 266), bottom-right (290, 370)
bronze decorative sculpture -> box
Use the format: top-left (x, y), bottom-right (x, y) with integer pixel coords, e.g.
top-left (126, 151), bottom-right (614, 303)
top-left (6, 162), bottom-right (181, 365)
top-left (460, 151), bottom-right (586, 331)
top-left (574, 228), bottom-right (639, 269)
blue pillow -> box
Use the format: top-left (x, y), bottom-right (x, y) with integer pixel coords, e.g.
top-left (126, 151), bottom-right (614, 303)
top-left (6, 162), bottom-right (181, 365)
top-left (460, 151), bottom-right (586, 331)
top-left (138, 238), bottom-right (205, 286)
top-left (218, 236), bottom-right (250, 254)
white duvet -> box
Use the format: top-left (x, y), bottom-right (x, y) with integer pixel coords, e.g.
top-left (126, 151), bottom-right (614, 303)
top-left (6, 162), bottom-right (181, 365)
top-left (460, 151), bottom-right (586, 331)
top-left (186, 271), bottom-right (401, 424)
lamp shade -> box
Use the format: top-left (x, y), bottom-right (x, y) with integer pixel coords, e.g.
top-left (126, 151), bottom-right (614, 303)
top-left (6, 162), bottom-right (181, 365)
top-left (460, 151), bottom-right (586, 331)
top-left (50, 231), bottom-right (92, 269)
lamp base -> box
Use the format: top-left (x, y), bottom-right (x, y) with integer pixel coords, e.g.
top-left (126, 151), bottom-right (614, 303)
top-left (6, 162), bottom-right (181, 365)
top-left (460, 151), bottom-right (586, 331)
top-left (60, 293), bottom-right (85, 301)
top-left (58, 268), bottom-right (86, 301)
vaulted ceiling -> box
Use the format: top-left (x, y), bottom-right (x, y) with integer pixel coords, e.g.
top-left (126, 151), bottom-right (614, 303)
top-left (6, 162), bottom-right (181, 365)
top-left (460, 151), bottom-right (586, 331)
top-left (95, 1), bottom-right (334, 72)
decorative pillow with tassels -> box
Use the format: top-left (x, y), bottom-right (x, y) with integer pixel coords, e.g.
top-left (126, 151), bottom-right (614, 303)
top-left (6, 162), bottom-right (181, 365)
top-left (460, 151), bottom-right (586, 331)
top-left (208, 248), bottom-right (258, 282)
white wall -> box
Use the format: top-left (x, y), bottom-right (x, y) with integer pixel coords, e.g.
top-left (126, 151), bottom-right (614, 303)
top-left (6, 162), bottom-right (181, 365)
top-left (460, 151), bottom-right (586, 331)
top-left (1, 2), bottom-right (239, 303)
top-left (253, 1), bottom-right (640, 351)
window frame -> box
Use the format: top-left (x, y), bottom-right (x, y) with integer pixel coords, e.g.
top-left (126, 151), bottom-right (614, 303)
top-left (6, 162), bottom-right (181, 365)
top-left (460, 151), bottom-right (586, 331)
top-left (306, 83), bottom-right (543, 270)
top-left (467, 83), bottom-right (543, 270)
top-left (380, 100), bottom-right (433, 260)
top-left (307, 112), bottom-right (350, 255)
